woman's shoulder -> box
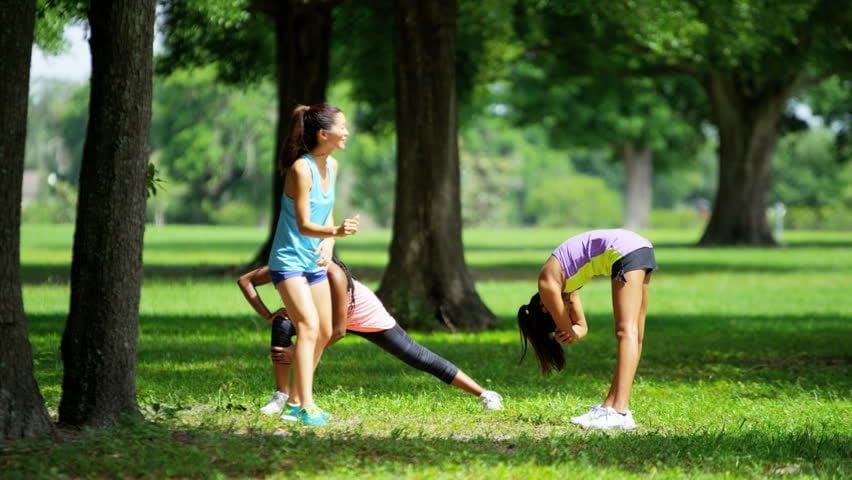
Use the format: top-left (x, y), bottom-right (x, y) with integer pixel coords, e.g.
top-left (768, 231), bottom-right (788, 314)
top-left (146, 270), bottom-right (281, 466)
top-left (289, 157), bottom-right (313, 176)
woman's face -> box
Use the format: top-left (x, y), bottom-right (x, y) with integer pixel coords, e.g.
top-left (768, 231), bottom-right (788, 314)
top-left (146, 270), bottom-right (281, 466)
top-left (321, 112), bottom-right (349, 151)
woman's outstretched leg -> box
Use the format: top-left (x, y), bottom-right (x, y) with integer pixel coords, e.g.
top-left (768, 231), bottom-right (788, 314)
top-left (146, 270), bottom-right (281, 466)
top-left (355, 325), bottom-right (503, 410)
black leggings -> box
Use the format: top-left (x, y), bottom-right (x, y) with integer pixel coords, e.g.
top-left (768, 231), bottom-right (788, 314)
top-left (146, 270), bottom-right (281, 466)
top-left (350, 325), bottom-right (460, 384)
top-left (271, 319), bottom-right (459, 384)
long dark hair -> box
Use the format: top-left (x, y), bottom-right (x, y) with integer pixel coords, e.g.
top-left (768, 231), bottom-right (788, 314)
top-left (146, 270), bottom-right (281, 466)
top-left (279, 103), bottom-right (342, 175)
top-left (518, 293), bottom-right (565, 375)
top-left (331, 254), bottom-right (355, 313)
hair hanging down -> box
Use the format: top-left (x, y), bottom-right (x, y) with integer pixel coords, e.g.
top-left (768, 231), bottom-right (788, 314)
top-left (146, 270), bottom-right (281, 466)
top-left (517, 293), bottom-right (565, 375)
top-left (331, 254), bottom-right (356, 314)
top-left (279, 103), bottom-right (342, 175)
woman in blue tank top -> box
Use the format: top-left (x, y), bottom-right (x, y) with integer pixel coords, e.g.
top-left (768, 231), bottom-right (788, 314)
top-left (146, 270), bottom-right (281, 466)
top-left (268, 103), bottom-right (359, 426)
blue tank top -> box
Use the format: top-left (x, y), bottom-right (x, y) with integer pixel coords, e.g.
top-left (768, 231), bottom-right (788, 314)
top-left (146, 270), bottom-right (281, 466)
top-left (268, 153), bottom-right (335, 273)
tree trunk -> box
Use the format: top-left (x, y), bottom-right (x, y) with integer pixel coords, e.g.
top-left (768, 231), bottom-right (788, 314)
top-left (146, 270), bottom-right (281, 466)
top-left (251, 0), bottom-right (333, 266)
top-left (699, 74), bottom-right (789, 246)
top-left (620, 143), bottom-right (653, 230)
top-left (378, 0), bottom-right (495, 331)
top-left (59, 0), bottom-right (156, 428)
top-left (0, 0), bottom-right (54, 440)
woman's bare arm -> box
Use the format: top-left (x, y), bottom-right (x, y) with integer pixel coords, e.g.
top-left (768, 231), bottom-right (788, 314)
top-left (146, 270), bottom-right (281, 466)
top-left (236, 266), bottom-right (284, 323)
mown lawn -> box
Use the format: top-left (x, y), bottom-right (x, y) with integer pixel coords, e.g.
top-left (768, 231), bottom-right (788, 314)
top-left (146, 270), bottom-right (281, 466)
top-left (5, 225), bottom-right (851, 479)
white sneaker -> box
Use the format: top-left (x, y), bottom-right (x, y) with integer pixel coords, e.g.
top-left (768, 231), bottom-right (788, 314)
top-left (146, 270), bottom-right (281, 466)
top-left (584, 407), bottom-right (637, 430)
top-left (260, 391), bottom-right (288, 416)
top-left (479, 390), bottom-right (503, 410)
top-left (570, 404), bottom-right (605, 427)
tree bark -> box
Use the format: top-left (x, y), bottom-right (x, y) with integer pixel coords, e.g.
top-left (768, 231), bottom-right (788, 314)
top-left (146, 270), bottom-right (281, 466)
top-left (59, 0), bottom-right (156, 428)
top-left (378, 0), bottom-right (496, 331)
top-left (0, 0), bottom-right (54, 440)
top-left (251, 0), bottom-right (333, 266)
top-left (699, 74), bottom-right (789, 246)
top-left (620, 143), bottom-right (653, 230)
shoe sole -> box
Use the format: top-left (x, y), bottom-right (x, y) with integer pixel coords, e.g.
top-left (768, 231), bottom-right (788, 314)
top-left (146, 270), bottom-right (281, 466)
top-left (582, 424), bottom-right (637, 430)
top-left (261, 408), bottom-right (283, 416)
top-left (299, 419), bottom-right (327, 427)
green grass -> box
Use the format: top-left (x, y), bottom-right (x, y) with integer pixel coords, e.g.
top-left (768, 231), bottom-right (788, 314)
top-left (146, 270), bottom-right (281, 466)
top-left (5, 225), bottom-right (851, 479)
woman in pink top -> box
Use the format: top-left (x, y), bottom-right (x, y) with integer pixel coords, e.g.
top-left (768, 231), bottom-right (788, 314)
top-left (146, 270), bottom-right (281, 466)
top-left (237, 258), bottom-right (503, 420)
top-left (517, 229), bottom-right (657, 431)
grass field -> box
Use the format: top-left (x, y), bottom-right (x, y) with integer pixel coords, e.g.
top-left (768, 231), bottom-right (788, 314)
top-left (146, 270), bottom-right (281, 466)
top-left (5, 225), bottom-right (851, 478)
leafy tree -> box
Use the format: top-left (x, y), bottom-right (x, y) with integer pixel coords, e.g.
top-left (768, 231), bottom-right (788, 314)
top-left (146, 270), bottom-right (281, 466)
top-left (800, 76), bottom-right (852, 163)
top-left (514, 0), bottom-right (852, 245)
top-left (26, 79), bottom-right (85, 177)
top-left (773, 127), bottom-right (848, 208)
top-left (343, 131), bottom-right (397, 227)
top-left (377, 0), bottom-right (496, 330)
top-left (159, 0), bottom-right (340, 265)
top-left (60, 0), bottom-right (156, 427)
top-left (526, 173), bottom-right (622, 228)
top-left (504, 70), bottom-right (706, 229)
top-left (150, 68), bottom-right (276, 223)
top-left (0, 0), bottom-right (53, 440)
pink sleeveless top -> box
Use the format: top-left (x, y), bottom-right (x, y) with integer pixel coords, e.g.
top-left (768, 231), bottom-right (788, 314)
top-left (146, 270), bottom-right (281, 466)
top-left (346, 281), bottom-right (396, 332)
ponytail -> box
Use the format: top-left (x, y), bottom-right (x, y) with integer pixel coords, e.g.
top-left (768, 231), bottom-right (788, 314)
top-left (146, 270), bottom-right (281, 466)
top-left (517, 293), bottom-right (565, 375)
top-left (279, 103), bottom-right (342, 175)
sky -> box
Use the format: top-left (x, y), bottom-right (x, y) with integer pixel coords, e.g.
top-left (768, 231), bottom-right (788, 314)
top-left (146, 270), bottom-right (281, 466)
top-left (29, 22), bottom-right (164, 90)
top-left (30, 25), bottom-right (92, 85)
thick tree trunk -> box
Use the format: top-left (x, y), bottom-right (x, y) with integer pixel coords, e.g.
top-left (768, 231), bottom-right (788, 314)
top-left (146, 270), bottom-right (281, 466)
top-left (251, 0), bottom-right (333, 266)
top-left (378, 0), bottom-right (496, 331)
top-left (59, 0), bottom-right (156, 428)
top-left (620, 143), bottom-right (653, 230)
top-left (0, 0), bottom-right (54, 440)
top-left (699, 75), bottom-right (789, 246)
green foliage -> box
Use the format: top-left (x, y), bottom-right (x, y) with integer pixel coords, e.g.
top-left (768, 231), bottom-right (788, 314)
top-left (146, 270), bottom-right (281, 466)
top-left (157, 0), bottom-right (273, 84)
top-left (800, 76), bottom-right (852, 163)
top-left (649, 208), bottom-right (706, 230)
top-left (146, 162), bottom-right (165, 198)
top-left (10, 225), bottom-right (852, 478)
top-left (331, 0), bottom-right (394, 133)
top-left (652, 137), bottom-right (718, 209)
top-left (536, 0), bottom-right (852, 79)
top-left (525, 174), bottom-right (622, 228)
top-left (150, 67), bottom-right (276, 223)
top-left (771, 124), bottom-right (851, 232)
top-left (504, 69), bottom-right (706, 173)
top-left (25, 80), bottom-right (88, 186)
top-left (209, 201), bottom-right (261, 226)
top-left (34, 0), bottom-right (87, 52)
top-left (332, 0), bottom-right (519, 133)
top-left (773, 128), bottom-right (848, 208)
top-left (784, 206), bottom-right (852, 231)
top-left (21, 176), bottom-right (77, 223)
top-left (343, 131), bottom-right (397, 227)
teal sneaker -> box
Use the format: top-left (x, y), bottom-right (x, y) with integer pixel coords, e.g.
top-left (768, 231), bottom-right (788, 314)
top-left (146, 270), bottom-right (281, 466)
top-left (299, 405), bottom-right (329, 427)
top-left (280, 403), bottom-right (300, 422)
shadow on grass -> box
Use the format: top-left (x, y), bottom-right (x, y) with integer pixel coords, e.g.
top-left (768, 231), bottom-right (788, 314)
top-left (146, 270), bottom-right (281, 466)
top-left (32, 258), bottom-right (843, 284)
top-left (1, 419), bottom-right (846, 478)
top-left (27, 312), bottom-right (851, 401)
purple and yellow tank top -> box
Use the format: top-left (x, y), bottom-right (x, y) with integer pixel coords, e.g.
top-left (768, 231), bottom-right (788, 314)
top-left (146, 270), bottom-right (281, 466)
top-left (552, 229), bottom-right (652, 292)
